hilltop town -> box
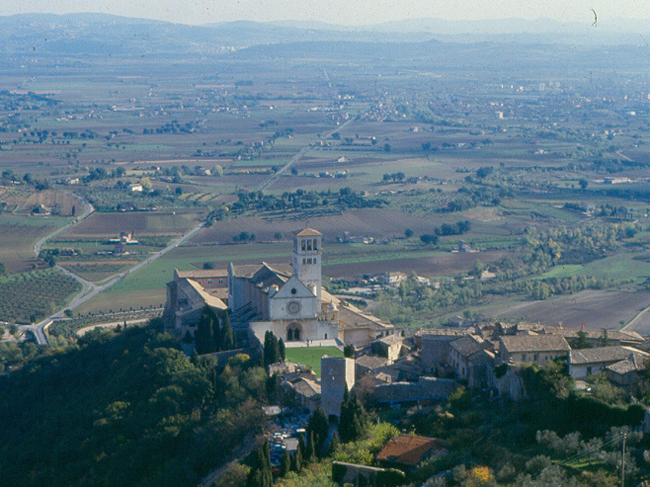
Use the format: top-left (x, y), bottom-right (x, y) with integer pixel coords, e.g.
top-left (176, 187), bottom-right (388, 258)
top-left (5, 11), bottom-right (650, 487)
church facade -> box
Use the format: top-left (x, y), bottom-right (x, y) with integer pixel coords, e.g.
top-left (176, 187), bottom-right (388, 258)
top-left (163, 228), bottom-right (394, 348)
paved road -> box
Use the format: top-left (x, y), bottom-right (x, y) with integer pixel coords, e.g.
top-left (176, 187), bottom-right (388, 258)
top-left (256, 118), bottom-right (355, 193)
top-left (20, 207), bottom-right (205, 345)
top-left (33, 198), bottom-right (94, 256)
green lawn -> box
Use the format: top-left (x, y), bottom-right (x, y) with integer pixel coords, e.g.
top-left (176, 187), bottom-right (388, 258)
top-left (285, 346), bottom-right (343, 378)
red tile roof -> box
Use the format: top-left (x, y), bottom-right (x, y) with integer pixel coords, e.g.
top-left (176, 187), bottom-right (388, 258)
top-left (376, 434), bottom-right (446, 467)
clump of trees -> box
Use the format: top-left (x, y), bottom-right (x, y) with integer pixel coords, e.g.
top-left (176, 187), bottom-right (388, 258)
top-left (339, 388), bottom-right (369, 443)
top-left (382, 172), bottom-right (405, 183)
top-left (233, 231), bottom-right (256, 242)
top-left (194, 306), bottom-right (235, 354)
top-left (435, 220), bottom-right (471, 236)
top-left (230, 187), bottom-right (387, 215)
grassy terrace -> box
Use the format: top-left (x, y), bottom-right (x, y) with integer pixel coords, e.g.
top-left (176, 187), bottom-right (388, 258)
top-left (285, 346), bottom-right (344, 378)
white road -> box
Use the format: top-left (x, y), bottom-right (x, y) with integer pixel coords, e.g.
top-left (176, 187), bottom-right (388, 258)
top-left (20, 200), bottom-right (205, 345)
top-left (256, 118), bottom-right (355, 193)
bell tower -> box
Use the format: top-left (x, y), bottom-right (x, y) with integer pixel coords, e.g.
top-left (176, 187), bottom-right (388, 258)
top-left (292, 228), bottom-right (322, 301)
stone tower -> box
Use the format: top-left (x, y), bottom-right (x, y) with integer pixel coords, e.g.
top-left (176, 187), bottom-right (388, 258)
top-left (321, 356), bottom-right (355, 417)
top-left (292, 228), bottom-right (322, 301)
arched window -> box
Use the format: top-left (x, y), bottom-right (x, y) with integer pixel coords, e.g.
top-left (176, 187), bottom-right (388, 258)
top-left (287, 323), bottom-right (302, 341)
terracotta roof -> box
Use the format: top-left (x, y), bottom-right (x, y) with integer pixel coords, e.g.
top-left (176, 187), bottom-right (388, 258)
top-left (417, 328), bottom-right (475, 338)
top-left (373, 378), bottom-right (458, 403)
top-left (292, 228), bottom-right (322, 237)
top-left (355, 355), bottom-right (389, 371)
top-left (375, 334), bottom-right (403, 345)
top-left (185, 280), bottom-right (228, 310)
top-left (368, 366), bottom-right (400, 383)
top-left (606, 355), bottom-right (646, 375)
top-left (289, 377), bottom-right (321, 398)
top-left (570, 346), bottom-right (649, 365)
top-left (231, 263), bottom-right (293, 278)
top-left (376, 435), bottom-right (446, 467)
top-left (543, 328), bottom-right (644, 343)
top-left (249, 262), bottom-right (290, 288)
top-left (338, 305), bottom-right (392, 331)
top-left (500, 335), bottom-right (570, 353)
top-left (175, 269), bottom-right (228, 279)
top-left (449, 335), bottom-right (488, 357)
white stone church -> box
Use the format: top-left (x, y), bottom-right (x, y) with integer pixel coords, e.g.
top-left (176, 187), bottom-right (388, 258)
top-left (163, 228), bottom-right (394, 348)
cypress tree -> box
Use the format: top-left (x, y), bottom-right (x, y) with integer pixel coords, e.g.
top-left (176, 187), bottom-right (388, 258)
top-left (339, 389), bottom-right (353, 443)
top-left (264, 331), bottom-right (280, 368)
top-left (307, 407), bottom-right (329, 457)
top-left (278, 338), bottom-right (286, 361)
top-left (210, 315), bottom-right (220, 352)
top-left (327, 431), bottom-right (341, 457)
top-left (294, 437), bottom-right (304, 472)
top-left (280, 449), bottom-right (290, 476)
top-left (265, 374), bottom-right (277, 399)
top-left (305, 430), bottom-right (316, 463)
top-left (262, 439), bottom-right (272, 482)
top-left (220, 312), bottom-right (235, 350)
top-left (246, 439), bottom-right (272, 487)
top-left (195, 306), bottom-right (213, 354)
top-left (273, 334), bottom-right (280, 363)
top-left (350, 393), bottom-right (369, 441)
top-left (339, 390), bottom-right (368, 443)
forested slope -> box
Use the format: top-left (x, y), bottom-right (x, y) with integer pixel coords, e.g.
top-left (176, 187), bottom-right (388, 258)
top-left (0, 324), bottom-right (266, 487)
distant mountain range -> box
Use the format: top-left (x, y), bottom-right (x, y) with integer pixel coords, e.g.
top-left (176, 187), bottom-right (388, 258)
top-left (0, 13), bottom-right (649, 58)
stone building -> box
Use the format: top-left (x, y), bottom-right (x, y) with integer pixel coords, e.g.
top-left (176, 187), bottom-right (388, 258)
top-left (163, 228), bottom-right (393, 349)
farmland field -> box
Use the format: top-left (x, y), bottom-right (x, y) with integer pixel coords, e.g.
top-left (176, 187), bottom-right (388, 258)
top-left (324, 249), bottom-right (507, 278)
top-left (58, 260), bottom-right (141, 282)
top-left (59, 210), bottom-right (202, 238)
top-left (0, 214), bottom-right (72, 273)
top-left (192, 208), bottom-right (514, 245)
top-left (3, 34), bottom-right (650, 338)
top-left (539, 253), bottom-right (650, 283)
top-left (480, 290), bottom-right (650, 332)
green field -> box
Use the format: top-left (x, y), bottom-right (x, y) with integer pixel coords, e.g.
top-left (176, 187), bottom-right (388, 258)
top-left (285, 346), bottom-right (344, 378)
top-left (539, 254), bottom-right (650, 282)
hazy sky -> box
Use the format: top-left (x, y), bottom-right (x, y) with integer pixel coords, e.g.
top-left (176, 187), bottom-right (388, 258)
top-left (3, 0), bottom-right (650, 26)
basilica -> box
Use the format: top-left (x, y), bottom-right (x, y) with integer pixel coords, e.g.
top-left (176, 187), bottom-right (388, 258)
top-left (163, 228), bottom-right (394, 349)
